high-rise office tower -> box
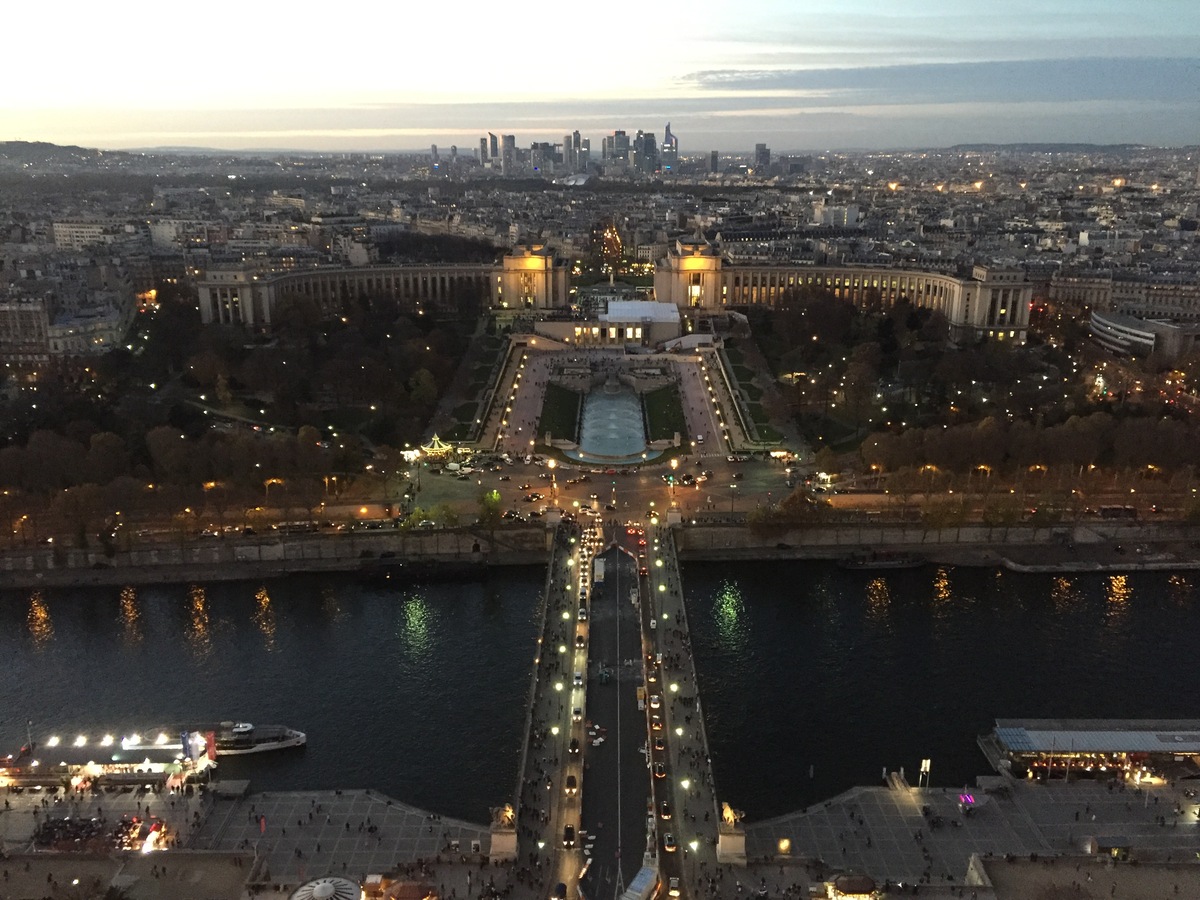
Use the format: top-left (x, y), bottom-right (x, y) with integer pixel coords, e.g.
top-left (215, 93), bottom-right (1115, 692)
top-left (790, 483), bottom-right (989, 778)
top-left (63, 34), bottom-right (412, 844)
top-left (430, 145), bottom-right (439, 164)
top-left (489, 133), bottom-right (499, 160)
top-left (754, 143), bottom-right (771, 170)
top-left (479, 137), bottom-right (488, 164)
top-left (633, 131), bottom-right (658, 173)
top-left (563, 134), bottom-right (574, 170)
top-left (579, 139), bottom-right (591, 169)
top-left (710, 151), bottom-right (719, 173)
top-left (501, 134), bottom-right (516, 175)
top-left (661, 122), bottom-right (678, 173)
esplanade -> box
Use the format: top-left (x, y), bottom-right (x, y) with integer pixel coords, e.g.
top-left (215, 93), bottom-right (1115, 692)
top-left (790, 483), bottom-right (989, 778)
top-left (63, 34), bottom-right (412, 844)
top-left (199, 237), bottom-right (1031, 346)
top-left (653, 238), bottom-right (1032, 344)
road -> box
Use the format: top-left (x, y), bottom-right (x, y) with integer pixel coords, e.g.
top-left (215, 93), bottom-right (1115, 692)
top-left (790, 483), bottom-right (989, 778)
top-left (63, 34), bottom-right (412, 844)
top-left (579, 541), bottom-right (652, 900)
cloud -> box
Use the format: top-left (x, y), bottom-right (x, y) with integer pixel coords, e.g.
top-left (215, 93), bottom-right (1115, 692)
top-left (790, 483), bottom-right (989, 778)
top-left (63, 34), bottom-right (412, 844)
top-left (685, 58), bottom-right (1200, 105)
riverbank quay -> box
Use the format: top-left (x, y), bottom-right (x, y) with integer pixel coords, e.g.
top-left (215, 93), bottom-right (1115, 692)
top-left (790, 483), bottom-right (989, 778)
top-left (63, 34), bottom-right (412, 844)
top-left (7, 517), bottom-right (1200, 592)
top-left (674, 521), bottom-right (1200, 572)
top-left (739, 775), bottom-right (1200, 896)
top-left (0, 525), bottom-right (552, 589)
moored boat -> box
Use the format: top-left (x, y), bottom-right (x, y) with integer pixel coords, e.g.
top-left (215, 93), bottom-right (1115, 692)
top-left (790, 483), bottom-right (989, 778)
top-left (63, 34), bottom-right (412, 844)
top-left (838, 550), bottom-right (927, 570)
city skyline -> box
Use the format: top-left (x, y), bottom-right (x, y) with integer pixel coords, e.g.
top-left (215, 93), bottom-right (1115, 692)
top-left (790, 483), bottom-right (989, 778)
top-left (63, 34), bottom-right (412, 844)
top-left (4, 0), bottom-right (1199, 152)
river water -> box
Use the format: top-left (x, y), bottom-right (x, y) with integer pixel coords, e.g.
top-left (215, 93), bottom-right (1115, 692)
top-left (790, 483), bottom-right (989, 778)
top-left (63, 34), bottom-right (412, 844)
top-left (3, 562), bottom-right (1197, 826)
top-left (0, 570), bottom-right (545, 823)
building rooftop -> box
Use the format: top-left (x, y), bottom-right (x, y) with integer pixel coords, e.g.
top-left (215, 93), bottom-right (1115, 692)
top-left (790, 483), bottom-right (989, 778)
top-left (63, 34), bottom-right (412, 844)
top-left (994, 718), bottom-right (1200, 754)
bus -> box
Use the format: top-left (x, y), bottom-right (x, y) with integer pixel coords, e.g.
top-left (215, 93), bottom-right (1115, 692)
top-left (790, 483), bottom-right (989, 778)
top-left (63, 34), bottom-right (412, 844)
top-left (1099, 505), bottom-right (1138, 520)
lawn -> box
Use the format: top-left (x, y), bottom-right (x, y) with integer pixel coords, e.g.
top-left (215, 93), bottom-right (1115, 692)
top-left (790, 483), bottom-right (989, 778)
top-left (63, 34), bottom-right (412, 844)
top-left (537, 382), bottom-right (582, 443)
top-left (643, 384), bottom-right (688, 443)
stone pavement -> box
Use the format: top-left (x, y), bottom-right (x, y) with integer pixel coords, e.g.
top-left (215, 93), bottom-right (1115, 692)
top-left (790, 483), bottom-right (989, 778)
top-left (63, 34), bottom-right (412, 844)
top-left (190, 788), bottom-right (496, 892)
top-left (743, 777), bottom-right (1200, 889)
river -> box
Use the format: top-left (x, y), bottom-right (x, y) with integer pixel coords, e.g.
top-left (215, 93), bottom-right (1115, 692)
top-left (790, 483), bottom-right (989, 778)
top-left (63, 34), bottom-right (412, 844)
top-left (3, 562), bottom-right (1197, 826)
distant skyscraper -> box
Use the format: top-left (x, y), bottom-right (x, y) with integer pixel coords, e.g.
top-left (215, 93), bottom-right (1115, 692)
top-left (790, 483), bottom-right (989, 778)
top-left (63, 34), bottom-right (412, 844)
top-left (563, 134), bottom-right (574, 170)
top-left (661, 122), bottom-right (678, 173)
top-left (633, 130), bottom-right (658, 173)
top-left (501, 134), bottom-right (516, 175)
top-left (579, 138), bottom-right (591, 169)
top-left (479, 137), bottom-right (488, 164)
top-left (710, 150), bottom-right (719, 173)
top-left (754, 143), bottom-right (771, 170)
top-left (430, 144), bottom-right (439, 164)
top-left (488, 133), bottom-right (499, 160)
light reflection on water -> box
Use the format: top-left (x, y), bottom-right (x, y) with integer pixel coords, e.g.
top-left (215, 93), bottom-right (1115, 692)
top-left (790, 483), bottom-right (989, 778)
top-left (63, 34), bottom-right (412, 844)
top-left (254, 586), bottom-right (277, 651)
top-left (119, 586), bottom-right (142, 645)
top-left (398, 592), bottom-right (433, 661)
top-left (712, 580), bottom-right (748, 655)
top-left (0, 570), bottom-right (544, 821)
top-left (187, 584), bottom-right (212, 658)
top-left (865, 577), bottom-right (890, 620)
top-left (27, 591), bottom-right (52, 647)
top-left (685, 561), bottom-right (1200, 820)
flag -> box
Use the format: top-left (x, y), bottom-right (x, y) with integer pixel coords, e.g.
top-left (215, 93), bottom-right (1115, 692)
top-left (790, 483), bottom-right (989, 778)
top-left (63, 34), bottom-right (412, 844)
top-left (205, 731), bottom-right (217, 761)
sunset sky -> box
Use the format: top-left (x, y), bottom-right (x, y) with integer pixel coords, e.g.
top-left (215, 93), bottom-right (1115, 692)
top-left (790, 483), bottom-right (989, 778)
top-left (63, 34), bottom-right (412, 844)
top-left (5, 0), bottom-right (1198, 152)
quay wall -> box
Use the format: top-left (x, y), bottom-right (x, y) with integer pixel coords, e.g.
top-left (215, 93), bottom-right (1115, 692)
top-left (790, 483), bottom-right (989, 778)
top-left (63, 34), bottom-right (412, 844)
top-left (7, 519), bottom-right (1200, 590)
top-left (675, 521), bottom-right (1200, 566)
top-left (0, 526), bottom-right (553, 589)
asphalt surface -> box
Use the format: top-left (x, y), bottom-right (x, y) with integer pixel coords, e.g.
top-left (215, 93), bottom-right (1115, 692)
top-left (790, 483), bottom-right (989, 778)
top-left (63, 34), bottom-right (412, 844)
top-left (580, 543), bottom-right (652, 900)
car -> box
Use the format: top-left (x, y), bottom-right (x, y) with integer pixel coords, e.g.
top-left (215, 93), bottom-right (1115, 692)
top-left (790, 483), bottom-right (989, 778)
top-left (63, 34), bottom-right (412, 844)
top-left (498, 475), bottom-right (510, 481)
top-left (578, 607), bottom-right (588, 621)
top-left (554, 883), bottom-right (568, 900)
top-left (650, 715), bottom-right (663, 730)
top-left (573, 671), bottom-right (583, 687)
top-left (663, 833), bottom-right (677, 852)
top-left (572, 707), bottom-right (583, 722)
top-left (653, 737), bottom-right (666, 753)
top-left (563, 825), bottom-right (576, 848)
top-left (649, 694), bottom-right (661, 709)
top-left (733, 472), bottom-right (744, 480)
top-left (650, 618), bottom-right (657, 630)
top-left (668, 878), bottom-right (680, 898)
top-left (575, 634), bottom-right (585, 649)
top-left (653, 762), bottom-right (666, 778)
top-left (564, 775), bottom-right (578, 797)
top-left (660, 800), bottom-right (672, 820)
top-left (520, 483), bottom-right (533, 491)
top-left (569, 738), bottom-right (580, 755)
top-left (639, 565), bottom-right (649, 576)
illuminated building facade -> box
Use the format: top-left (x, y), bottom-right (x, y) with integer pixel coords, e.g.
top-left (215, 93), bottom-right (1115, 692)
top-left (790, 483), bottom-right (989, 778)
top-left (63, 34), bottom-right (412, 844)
top-left (198, 246), bottom-right (568, 328)
top-left (653, 239), bottom-right (1032, 344)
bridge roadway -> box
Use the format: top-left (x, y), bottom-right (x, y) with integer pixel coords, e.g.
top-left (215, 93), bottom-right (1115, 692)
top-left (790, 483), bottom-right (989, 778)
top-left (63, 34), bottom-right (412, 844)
top-left (513, 516), bottom-right (723, 900)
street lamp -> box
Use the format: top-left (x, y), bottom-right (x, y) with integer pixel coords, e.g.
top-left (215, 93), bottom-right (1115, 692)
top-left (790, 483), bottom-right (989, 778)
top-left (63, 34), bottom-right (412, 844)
top-left (670, 458), bottom-right (679, 503)
top-left (548, 458), bottom-right (557, 501)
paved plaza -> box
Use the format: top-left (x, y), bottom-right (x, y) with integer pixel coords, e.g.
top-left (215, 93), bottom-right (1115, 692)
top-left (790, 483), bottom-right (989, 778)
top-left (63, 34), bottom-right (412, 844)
top-left (744, 776), bottom-right (1200, 889)
top-left (191, 788), bottom-right (496, 891)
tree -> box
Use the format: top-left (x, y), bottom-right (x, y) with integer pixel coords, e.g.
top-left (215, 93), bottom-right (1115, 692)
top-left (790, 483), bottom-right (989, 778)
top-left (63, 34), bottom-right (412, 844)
top-left (408, 368), bottom-right (439, 408)
top-left (478, 489), bottom-right (502, 530)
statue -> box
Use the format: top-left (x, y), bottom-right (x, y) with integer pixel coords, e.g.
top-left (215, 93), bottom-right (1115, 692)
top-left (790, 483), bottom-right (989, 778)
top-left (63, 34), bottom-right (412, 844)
top-left (721, 802), bottom-right (745, 827)
top-left (490, 804), bottom-right (515, 829)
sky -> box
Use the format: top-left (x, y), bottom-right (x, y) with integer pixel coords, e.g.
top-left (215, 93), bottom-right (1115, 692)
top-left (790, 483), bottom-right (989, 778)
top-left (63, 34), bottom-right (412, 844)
top-left (4, 0), bottom-right (1199, 153)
